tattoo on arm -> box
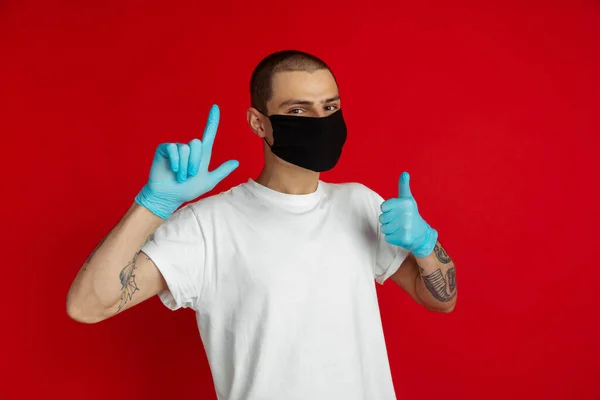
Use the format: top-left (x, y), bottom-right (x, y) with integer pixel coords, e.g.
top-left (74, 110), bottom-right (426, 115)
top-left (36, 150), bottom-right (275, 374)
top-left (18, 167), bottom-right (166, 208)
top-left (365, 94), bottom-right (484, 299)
top-left (447, 267), bottom-right (456, 293)
top-left (434, 243), bottom-right (452, 264)
top-left (116, 251), bottom-right (143, 313)
top-left (115, 237), bottom-right (153, 314)
top-left (421, 267), bottom-right (457, 303)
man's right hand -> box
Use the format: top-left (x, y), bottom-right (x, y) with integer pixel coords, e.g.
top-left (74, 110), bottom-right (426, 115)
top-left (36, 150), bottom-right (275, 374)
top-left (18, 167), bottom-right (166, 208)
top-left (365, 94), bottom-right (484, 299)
top-left (135, 104), bottom-right (239, 219)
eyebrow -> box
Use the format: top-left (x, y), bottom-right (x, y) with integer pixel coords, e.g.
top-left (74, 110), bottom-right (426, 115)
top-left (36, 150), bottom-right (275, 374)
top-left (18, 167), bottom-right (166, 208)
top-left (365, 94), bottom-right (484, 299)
top-left (278, 95), bottom-right (341, 108)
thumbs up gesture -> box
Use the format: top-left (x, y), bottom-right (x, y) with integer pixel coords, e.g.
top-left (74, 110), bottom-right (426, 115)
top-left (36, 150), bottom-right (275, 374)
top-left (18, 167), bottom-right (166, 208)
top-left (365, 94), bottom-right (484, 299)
top-left (379, 172), bottom-right (438, 258)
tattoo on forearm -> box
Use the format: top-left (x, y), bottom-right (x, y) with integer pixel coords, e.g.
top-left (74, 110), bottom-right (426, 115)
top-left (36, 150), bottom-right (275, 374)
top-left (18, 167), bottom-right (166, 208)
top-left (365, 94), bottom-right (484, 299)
top-left (116, 251), bottom-right (141, 313)
top-left (434, 243), bottom-right (452, 264)
top-left (83, 236), bottom-right (107, 271)
top-left (421, 267), bottom-right (457, 303)
top-left (447, 267), bottom-right (456, 293)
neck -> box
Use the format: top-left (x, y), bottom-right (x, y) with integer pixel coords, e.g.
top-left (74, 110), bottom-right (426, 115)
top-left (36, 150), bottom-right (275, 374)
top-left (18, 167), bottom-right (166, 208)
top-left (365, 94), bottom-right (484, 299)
top-left (256, 161), bottom-right (319, 195)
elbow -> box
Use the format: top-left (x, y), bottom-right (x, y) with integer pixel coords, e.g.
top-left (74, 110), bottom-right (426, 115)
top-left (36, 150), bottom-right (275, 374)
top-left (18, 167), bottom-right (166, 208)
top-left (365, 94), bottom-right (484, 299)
top-left (424, 304), bottom-right (455, 314)
top-left (439, 303), bottom-right (456, 313)
top-left (66, 294), bottom-right (106, 324)
top-left (426, 304), bottom-right (455, 314)
top-left (425, 298), bottom-right (456, 314)
top-left (67, 310), bottom-right (103, 325)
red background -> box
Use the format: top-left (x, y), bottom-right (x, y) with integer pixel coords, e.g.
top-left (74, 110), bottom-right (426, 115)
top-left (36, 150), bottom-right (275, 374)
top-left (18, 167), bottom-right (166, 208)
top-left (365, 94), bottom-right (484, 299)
top-left (1, 1), bottom-right (599, 399)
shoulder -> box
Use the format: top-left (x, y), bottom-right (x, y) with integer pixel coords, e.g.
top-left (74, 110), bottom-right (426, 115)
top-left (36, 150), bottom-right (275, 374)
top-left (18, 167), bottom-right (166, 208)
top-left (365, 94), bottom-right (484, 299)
top-left (321, 181), bottom-right (385, 213)
top-left (322, 181), bottom-right (383, 201)
top-left (185, 182), bottom-right (248, 218)
top-left (158, 184), bottom-right (246, 240)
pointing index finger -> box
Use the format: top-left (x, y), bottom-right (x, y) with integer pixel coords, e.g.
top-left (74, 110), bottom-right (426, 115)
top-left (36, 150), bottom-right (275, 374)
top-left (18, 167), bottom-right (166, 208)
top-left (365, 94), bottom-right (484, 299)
top-left (200, 104), bottom-right (220, 168)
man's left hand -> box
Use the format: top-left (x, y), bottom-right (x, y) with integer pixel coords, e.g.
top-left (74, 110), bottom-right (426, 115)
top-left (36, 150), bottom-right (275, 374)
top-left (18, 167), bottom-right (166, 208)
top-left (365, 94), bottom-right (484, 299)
top-left (379, 172), bottom-right (438, 258)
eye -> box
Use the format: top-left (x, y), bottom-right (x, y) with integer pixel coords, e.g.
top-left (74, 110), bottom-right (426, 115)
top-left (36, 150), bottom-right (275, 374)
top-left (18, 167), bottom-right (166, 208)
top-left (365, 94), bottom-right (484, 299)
top-left (289, 108), bottom-right (304, 114)
top-left (324, 104), bottom-right (339, 112)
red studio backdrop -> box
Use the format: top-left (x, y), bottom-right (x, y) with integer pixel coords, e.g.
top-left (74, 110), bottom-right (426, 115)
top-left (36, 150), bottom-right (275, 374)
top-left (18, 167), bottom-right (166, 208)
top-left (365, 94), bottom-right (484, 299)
top-left (1, 1), bottom-right (599, 399)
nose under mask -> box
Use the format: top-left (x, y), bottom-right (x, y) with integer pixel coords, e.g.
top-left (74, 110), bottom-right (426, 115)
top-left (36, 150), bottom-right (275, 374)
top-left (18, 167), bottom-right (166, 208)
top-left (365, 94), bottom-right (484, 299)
top-left (260, 109), bottom-right (347, 172)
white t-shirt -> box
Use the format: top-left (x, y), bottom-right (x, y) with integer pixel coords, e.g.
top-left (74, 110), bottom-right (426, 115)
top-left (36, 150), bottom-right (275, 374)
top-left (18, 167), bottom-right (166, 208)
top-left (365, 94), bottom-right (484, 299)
top-left (142, 179), bottom-right (409, 400)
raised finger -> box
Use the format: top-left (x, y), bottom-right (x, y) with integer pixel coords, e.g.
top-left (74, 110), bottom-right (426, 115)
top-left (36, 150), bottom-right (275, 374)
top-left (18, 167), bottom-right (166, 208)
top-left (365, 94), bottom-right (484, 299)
top-left (162, 143), bottom-right (180, 173)
top-left (188, 138), bottom-right (203, 176)
top-left (177, 144), bottom-right (190, 182)
top-left (200, 104), bottom-right (220, 168)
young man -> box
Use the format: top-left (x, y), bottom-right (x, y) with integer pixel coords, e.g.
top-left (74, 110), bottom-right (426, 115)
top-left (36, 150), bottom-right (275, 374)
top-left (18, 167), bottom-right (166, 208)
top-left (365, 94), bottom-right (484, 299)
top-left (67, 50), bottom-right (457, 399)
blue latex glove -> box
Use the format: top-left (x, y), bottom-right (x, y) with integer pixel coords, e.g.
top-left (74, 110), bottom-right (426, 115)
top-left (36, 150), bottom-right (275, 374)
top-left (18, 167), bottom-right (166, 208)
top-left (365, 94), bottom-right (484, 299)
top-left (135, 104), bottom-right (239, 219)
top-left (379, 172), bottom-right (438, 258)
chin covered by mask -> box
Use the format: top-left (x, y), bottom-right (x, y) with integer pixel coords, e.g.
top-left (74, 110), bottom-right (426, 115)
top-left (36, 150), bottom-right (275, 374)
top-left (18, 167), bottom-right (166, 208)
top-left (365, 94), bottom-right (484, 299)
top-left (260, 109), bottom-right (347, 172)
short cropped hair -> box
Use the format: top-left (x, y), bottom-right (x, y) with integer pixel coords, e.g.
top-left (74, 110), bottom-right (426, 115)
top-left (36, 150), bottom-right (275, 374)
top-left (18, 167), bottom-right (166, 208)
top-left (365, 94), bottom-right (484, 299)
top-left (250, 50), bottom-right (332, 113)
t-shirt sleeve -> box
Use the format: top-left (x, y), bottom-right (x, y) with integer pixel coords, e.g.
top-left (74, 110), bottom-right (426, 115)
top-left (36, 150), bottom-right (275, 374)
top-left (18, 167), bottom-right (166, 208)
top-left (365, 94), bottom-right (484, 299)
top-left (364, 187), bottom-right (410, 285)
top-left (141, 205), bottom-right (205, 311)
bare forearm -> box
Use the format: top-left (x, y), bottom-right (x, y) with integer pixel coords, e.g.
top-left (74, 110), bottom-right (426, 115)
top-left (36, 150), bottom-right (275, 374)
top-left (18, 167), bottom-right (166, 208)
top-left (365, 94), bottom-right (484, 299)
top-left (67, 203), bottom-right (163, 322)
top-left (415, 241), bottom-right (457, 312)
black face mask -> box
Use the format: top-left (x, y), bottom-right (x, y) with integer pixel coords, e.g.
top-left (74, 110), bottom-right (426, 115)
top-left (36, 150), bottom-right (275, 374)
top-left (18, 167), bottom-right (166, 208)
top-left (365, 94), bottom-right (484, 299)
top-left (260, 109), bottom-right (347, 172)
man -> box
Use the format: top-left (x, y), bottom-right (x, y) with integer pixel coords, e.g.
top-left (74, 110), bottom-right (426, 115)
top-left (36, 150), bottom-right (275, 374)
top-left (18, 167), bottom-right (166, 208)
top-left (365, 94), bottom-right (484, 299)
top-left (67, 50), bottom-right (457, 399)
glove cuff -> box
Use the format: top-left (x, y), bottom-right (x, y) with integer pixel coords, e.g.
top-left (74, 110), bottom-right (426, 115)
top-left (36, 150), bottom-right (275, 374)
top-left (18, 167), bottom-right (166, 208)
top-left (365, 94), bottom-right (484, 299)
top-left (134, 185), bottom-right (181, 219)
top-left (412, 225), bottom-right (438, 259)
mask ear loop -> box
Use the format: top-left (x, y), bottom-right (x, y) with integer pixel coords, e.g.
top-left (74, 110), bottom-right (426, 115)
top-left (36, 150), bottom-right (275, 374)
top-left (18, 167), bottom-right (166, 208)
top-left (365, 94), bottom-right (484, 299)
top-left (255, 108), bottom-right (274, 148)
